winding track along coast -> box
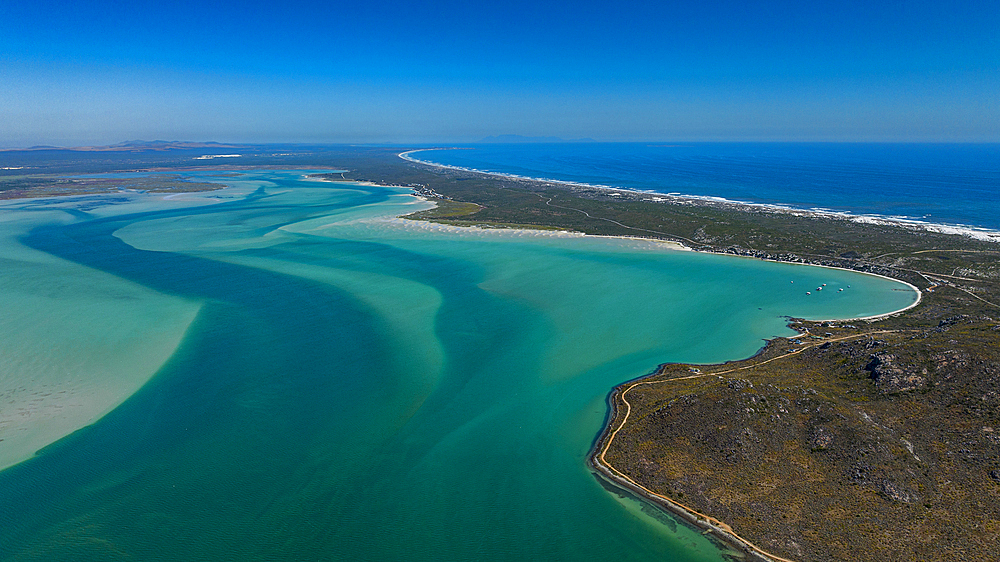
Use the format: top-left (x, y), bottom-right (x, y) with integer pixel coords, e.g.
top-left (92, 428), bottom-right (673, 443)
top-left (591, 330), bottom-right (911, 562)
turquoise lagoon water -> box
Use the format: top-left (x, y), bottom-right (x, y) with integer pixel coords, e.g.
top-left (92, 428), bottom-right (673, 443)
top-left (0, 171), bottom-right (918, 561)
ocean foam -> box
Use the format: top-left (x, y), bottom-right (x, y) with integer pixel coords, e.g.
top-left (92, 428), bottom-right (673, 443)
top-left (400, 149), bottom-right (1000, 244)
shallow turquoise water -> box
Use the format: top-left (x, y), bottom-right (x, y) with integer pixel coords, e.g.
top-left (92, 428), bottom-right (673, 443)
top-left (0, 171), bottom-right (918, 561)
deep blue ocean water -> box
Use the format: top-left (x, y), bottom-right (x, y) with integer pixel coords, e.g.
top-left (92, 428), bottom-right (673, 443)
top-left (409, 143), bottom-right (1000, 232)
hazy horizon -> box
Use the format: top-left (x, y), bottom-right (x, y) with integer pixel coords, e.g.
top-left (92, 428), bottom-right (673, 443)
top-left (4, 138), bottom-right (1000, 152)
top-left (3, 0), bottom-right (998, 146)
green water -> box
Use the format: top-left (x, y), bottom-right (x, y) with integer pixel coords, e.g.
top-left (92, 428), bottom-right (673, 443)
top-left (0, 171), bottom-right (918, 561)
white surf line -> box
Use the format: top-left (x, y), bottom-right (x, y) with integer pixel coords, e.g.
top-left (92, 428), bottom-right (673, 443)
top-left (535, 194), bottom-right (923, 321)
top-left (399, 150), bottom-right (1000, 244)
top-left (402, 151), bottom-right (940, 319)
top-left (531, 193), bottom-right (926, 315)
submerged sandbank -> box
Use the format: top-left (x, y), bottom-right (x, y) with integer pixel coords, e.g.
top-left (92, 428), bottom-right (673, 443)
top-left (0, 170), bottom-right (929, 562)
top-left (0, 171), bottom-right (919, 474)
top-left (0, 199), bottom-right (203, 471)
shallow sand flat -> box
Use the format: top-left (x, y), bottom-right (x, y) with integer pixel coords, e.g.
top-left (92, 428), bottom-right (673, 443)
top-left (0, 207), bottom-right (202, 471)
top-left (0, 172), bottom-right (921, 562)
top-left (114, 179), bottom-right (918, 386)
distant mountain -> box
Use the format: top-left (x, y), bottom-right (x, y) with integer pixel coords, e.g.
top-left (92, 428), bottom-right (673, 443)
top-left (0, 140), bottom-right (244, 152)
top-left (478, 134), bottom-right (595, 143)
top-left (84, 140), bottom-right (244, 152)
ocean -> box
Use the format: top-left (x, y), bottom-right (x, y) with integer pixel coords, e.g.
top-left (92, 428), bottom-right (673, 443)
top-left (0, 170), bottom-right (917, 561)
top-left (406, 143), bottom-right (1000, 235)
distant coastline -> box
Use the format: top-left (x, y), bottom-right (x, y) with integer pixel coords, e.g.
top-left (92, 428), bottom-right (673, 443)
top-left (390, 148), bottom-right (1000, 561)
top-left (400, 148), bottom-right (1000, 244)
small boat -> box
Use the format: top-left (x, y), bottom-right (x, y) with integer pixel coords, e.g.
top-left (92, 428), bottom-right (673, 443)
top-left (806, 291), bottom-right (811, 295)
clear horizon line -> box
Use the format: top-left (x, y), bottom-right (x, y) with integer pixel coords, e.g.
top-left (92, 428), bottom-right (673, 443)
top-left (3, 139), bottom-right (1000, 151)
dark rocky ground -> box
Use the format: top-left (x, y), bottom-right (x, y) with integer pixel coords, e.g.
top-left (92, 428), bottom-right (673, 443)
top-left (602, 304), bottom-right (1000, 561)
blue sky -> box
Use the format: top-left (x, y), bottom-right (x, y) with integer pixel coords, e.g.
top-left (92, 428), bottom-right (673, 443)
top-left (1, 0), bottom-right (997, 146)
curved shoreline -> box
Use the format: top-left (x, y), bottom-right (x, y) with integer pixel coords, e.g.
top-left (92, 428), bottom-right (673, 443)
top-left (400, 150), bottom-right (924, 322)
top-left (15, 167), bottom-right (923, 557)
top-left (399, 149), bottom-right (1000, 244)
top-left (589, 381), bottom-right (793, 562)
top-left (5, 166), bottom-right (934, 559)
top-left (587, 327), bottom-right (916, 562)
top-left (730, 257), bottom-right (923, 322)
top-left (391, 164), bottom-right (923, 561)
top-left (395, 154), bottom-right (930, 560)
